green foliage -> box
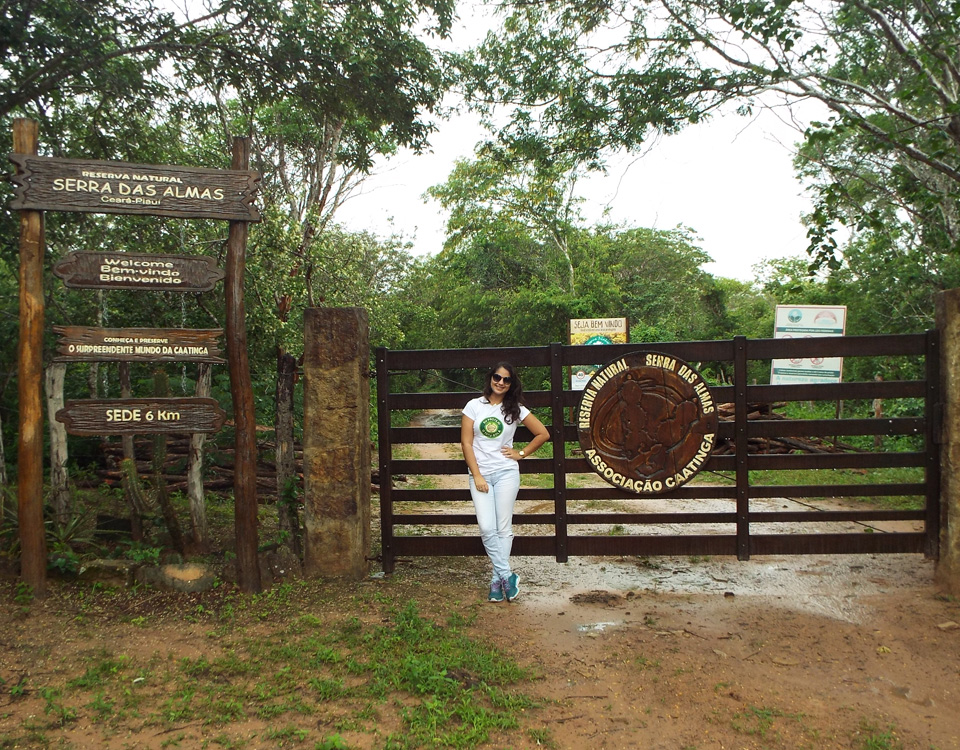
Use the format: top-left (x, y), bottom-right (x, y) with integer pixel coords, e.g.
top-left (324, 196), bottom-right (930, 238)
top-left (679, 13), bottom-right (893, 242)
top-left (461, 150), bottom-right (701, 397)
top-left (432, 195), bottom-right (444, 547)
top-left (68, 653), bottom-right (130, 690)
top-left (38, 686), bottom-right (78, 727)
top-left (398, 206), bottom-right (767, 359)
top-left (47, 547), bottom-right (81, 577)
top-left (454, 0), bottom-right (960, 337)
top-left (1, 0), bottom-right (455, 472)
top-left (756, 256), bottom-right (933, 380)
top-left (0, 486), bottom-right (17, 560)
top-left (47, 510), bottom-right (100, 575)
top-left (13, 581), bottom-right (34, 607)
top-left (1, 0), bottom-right (199, 121)
top-left (116, 541), bottom-right (162, 565)
top-left (0, 492), bottom-right (106, 574)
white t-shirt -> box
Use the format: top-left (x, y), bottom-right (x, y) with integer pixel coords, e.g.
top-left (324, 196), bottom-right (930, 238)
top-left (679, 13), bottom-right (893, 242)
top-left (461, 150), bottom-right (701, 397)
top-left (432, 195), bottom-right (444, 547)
top-left (462, 397), bottom-right (530, 475)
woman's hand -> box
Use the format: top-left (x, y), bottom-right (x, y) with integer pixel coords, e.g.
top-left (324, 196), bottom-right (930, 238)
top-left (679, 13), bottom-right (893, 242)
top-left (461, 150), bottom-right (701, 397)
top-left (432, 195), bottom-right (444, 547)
top-left (501, 446), bottom-right (522, 462)
top-left (474, 474), bottom-right (489, 493)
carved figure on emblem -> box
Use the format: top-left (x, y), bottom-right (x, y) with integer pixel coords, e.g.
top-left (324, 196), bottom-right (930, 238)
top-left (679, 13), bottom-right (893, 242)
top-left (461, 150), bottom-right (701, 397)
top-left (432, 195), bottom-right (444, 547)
top-left (577, 352), bottom-right (718, 493)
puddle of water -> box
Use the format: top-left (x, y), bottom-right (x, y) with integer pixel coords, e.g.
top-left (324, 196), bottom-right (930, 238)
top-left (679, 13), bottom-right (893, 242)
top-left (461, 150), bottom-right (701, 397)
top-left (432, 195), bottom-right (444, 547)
top-left (576, 622), bottom-right (620, 633)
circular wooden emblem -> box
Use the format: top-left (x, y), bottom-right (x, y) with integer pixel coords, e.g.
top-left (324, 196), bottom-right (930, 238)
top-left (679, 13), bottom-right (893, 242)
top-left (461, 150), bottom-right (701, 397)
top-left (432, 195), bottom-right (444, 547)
top-left (577, 352), bottom-right (718, 493)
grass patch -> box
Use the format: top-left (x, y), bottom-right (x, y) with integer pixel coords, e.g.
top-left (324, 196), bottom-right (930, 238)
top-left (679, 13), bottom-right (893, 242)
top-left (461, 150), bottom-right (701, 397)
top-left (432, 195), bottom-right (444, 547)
top-left (852, 720), bottom-right (905, 749)
top-left (731, 704), bottom-right (807, 740)
top-left (519, 473), bottom-right (554, 489)
top-left (0, 582), bottom-right (536, 750)
top-left (708, 467), bottom-right (925, 510)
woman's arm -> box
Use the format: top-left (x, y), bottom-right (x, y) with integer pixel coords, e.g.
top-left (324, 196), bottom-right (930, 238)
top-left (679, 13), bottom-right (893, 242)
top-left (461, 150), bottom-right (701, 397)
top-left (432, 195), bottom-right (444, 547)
top-left (461, 415), bottom-right (488, 492)
top-left (502, 412), bottom-right (550, 461)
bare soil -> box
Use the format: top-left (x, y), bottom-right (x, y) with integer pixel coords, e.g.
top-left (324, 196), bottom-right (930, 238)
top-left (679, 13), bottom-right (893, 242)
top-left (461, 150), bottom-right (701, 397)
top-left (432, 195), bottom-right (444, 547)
top-left (471, 553), bottom-right (960, 749)
top-left (3, 554), bottom-right (957, 750)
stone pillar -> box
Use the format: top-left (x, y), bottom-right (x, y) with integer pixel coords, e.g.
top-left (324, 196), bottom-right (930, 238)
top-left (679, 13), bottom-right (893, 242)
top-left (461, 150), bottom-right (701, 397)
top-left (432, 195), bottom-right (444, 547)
top-left (936, 289), bottom-right (960, 594)
top-left (302, 307), bottom-right (371, 580)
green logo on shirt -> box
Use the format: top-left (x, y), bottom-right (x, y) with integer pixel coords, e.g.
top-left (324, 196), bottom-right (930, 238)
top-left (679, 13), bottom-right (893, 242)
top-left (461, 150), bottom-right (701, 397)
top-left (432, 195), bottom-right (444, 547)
top-left (479, 416), bottom-right (504, 438)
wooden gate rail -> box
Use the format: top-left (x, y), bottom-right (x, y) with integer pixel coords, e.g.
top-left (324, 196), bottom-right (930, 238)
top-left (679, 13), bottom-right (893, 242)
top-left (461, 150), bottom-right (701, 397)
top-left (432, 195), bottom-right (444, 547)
top-left (376, 332), bottom-right (939, 573)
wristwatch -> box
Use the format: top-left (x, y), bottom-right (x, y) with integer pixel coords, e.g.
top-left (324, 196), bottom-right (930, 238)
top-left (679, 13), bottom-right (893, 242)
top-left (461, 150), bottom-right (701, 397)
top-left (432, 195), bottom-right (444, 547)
top-left (518, 450), bottom-right (525, 458)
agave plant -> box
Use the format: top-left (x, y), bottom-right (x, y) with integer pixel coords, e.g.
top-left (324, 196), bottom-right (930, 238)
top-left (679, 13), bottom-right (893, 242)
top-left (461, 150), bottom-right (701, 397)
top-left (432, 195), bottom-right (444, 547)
top-left (0, 485), bottom-right (102, 573)
top-left (0, 485), bottom-right (18, 560)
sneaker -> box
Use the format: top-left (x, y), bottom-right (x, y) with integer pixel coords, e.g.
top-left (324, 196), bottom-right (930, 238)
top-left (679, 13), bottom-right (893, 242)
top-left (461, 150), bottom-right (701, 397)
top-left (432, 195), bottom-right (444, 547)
top-left (488, 580), bottom-right (504, 602)
top-left (504, 573), bottom-right (520, 602)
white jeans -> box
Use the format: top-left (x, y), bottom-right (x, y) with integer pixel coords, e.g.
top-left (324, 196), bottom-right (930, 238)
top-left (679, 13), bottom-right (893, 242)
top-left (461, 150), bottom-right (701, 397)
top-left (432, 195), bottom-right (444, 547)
top-left (469, 466), bottom-right (520, 583)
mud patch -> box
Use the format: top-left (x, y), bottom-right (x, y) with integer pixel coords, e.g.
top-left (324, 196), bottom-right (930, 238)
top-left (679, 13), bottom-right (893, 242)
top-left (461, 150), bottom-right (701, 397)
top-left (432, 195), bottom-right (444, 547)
top-left (570, 590), bottom-right (625, 606)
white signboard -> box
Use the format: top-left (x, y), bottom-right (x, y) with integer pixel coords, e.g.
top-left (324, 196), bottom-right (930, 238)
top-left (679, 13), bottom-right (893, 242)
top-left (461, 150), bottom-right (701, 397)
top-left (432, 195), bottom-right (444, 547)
top-left (770, 305), bottom-right (847, 385)
top-left (569, 318), bottom-right (629, 390)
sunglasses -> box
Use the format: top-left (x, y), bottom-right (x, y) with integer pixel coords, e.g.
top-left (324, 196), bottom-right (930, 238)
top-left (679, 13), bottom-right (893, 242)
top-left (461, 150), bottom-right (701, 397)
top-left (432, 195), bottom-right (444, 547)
top-left (491, 373), bottom-right (512, 384)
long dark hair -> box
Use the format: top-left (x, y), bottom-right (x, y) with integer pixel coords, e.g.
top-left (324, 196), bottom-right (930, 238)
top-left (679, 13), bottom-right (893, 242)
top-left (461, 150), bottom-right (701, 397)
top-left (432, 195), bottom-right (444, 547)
top-left (482, 361), bottom-right (523, 424)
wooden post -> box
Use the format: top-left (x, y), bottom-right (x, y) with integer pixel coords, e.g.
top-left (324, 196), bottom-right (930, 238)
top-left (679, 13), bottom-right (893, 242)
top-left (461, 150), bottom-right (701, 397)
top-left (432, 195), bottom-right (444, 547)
top-left (14, 118), bottom-right (47, 595)
top-left (226, 137), bottom-right (261, 593)
top-left (302, 307), bottom-right (371, 580)
top-left (936, 289), bottom-right (960, 594)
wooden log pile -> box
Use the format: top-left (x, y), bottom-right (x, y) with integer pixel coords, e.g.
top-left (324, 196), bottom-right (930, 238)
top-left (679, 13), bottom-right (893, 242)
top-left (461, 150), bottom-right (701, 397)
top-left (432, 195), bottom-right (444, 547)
top-left (87, 437), bottom-right (300, 498)
top-left (711, 402), bottom-right (861, 455)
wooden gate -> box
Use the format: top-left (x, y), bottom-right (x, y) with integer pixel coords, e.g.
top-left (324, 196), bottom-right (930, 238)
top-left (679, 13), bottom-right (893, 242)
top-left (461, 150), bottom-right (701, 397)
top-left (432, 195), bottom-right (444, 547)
top-left (376, 333), bottom-right (940, 574)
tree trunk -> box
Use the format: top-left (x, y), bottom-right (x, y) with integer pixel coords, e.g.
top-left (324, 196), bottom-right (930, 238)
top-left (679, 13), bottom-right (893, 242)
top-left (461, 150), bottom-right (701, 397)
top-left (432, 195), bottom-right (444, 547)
top-left (0, 404), bottom-right (7, 488)
top-left (87, 362), bottom-right (99, 398)
top-left (87, 290), bottom-right (104, 397)
top-left (153, 371), bottom-right (185, 555)
top-left (226, 136), bottom-right (261, 593)
top-left (276, 351), bottom-right (302, 558)
top-left (187, 364), bottom-right (212, 553)
top-left (873, 374), bottom-right (884, 450)
top-left (119, 363), bottom-right (144, 541)
top-left (44, 362), bottom-right (70, 526)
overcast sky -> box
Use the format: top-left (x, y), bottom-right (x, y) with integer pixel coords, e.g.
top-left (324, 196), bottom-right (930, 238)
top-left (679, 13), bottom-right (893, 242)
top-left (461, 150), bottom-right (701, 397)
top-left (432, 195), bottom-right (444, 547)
top-left (333, 4), bottom-right (818, 283)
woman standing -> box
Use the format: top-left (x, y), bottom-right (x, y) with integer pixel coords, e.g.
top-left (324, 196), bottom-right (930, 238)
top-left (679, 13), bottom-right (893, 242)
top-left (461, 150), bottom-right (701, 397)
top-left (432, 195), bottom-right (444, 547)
top-left (461, 362), bottom-right (549, 602)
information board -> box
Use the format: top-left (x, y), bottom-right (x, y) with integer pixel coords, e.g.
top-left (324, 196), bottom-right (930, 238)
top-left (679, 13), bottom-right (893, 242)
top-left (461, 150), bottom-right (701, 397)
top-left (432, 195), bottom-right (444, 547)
top-left (9, 155), bottom-right (260, 221)
top-left (53, 251), bottom-right (224, 292)
top-left (569, 317), bottom-right (629, 390)
top-left (56, 398), bottom-right (227, 435)
top-left (770, 305), bottom-right (847, 385)
top-left (54, 326), bottom-right (224, 363)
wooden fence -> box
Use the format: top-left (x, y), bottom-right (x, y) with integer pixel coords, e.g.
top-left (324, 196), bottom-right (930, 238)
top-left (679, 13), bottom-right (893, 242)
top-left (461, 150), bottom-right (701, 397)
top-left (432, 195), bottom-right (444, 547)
top-left (375, 333), bottom-right (940, 574)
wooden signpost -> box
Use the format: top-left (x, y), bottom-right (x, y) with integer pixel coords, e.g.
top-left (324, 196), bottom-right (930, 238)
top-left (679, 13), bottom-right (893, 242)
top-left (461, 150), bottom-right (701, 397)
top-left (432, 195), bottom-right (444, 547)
top-left (54, 252), bottom-right (224, 292)
top-left (9, 155), bottom-right (260, 221)
top-left (54, 326), bottom-right (225, 364)
top-left (56, 398), bottom-right (226, 436)
top-left (11, 121), bottom-right (263, 595)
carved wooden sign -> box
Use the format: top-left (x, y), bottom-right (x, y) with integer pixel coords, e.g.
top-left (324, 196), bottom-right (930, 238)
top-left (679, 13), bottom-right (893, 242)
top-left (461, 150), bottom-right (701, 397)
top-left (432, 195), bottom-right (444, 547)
top-left (54, 326), bottom-right (224, 364)
top-left (578, 351), bottom-right (718, 494)
top-left (53, 251), bottom-right (224, 292)
top-left (8, 155), bottom-right (260, 221)
top-left (56, 398), bottom-right (226, 435)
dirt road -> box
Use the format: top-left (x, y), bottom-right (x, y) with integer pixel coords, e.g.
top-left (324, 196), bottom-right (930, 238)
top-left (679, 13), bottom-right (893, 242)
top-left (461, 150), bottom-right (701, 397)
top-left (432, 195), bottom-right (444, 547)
top-left (392, 411), bottom-right (960, 749)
